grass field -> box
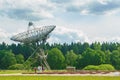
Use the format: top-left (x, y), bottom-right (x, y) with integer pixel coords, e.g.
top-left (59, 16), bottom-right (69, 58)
top-left (0, 70), bottom-right (120, 80)
top-left (0, 76), bottom-right (120, 80)
top-left (0, 70), bottom-right (34, 74)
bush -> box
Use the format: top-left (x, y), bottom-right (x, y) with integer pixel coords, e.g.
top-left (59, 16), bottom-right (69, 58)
top-left (83, 64), bottom-right (115, 70)
top-left (98, 64), bottom-right (115, 70)
top-left (8, 64), bottom-right (24, 70)
top-left (83, 65), bottom-right (99, 70)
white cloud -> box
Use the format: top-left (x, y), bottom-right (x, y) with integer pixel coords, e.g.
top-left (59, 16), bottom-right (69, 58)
top-left (1, 26), bottom-right (120, 44)
top-left (47, 26), bottom-right (120, 44)
top-left (0, 0), bottom-right (55, 21)
top-left (0, 26), bottom-right (90, 44)
top-left (0, 28), bottom-right (12, 43)
top-left (98, 0), bottom-right (108, 5)
top-left (109, 37), bottom-right (120, 42)
top-left (47, 26), bottom-right (90, 44)
top-left (89, 36), bottom-right (120, 43)
top-left (0, 0), bottom-right (120, 44)
top-left (0, 28), bottom-right (8, 38)
top-left (65, 0), bottom-right (120, 15)
top-left (1, 0), bottom-right (120, 21)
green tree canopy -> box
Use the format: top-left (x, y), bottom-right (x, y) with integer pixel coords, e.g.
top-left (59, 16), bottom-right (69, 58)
top-left (80, 48), bottom-right (106, 68)
top-left (47, 48), bottom-right (65, 69)
top-left (104, 50), bottom-right (111, 64)
top-left (0, 50), bottom-right (16, 69)
top-left (110, 49), bottom-right (120, 70)
top-left (90, 42), bottom-right (101, 50)
top-left (65, 50), bottom-right (77, 66)
top-left (16, 54), bottom-right (24, 64)
top-left (94, 50), bottom-right (106, 65)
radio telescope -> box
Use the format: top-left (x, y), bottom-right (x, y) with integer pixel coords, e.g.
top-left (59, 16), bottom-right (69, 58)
top-left (11, 22), bottom-right (56, 70)
top-left (11, 22), bottom-right (56, 44)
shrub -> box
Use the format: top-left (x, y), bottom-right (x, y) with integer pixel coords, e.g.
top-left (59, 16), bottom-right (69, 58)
top-left (83, 65), bottom-right (99, 70)
top-left (83, 64), bottom-right (115, 70)
top-left (98, 64), bottom-right (115, 70)
top-left (8, 64), bottom-right (24, 70)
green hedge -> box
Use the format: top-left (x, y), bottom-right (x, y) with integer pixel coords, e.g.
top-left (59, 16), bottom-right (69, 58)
top-left (8, 64), bottom-right (24, 70)
top-left (83, 64), bottom-right (115, 70)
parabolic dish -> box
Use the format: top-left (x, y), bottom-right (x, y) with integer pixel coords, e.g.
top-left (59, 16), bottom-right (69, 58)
top-left (11, 25), bottom-right (56, 43)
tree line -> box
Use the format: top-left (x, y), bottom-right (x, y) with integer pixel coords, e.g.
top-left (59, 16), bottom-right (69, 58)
top-left (0, 42), bottom-right (120, 70)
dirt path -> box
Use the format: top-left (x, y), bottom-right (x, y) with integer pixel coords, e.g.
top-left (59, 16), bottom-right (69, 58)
top-left (0, 72), bottom-right (120, 76)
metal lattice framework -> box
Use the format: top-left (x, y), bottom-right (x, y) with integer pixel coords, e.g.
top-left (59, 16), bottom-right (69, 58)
top-left (11, 25), bottom-right (56, 43)
top-left (11, 22), bottom-right (56, 70)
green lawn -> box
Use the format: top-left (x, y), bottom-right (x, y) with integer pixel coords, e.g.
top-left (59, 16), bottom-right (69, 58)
top-left (0, 76), bottom-right (120, 80)
top-left (0, 70), bottom-right (33, 74)
top-left (0, 70), bottom-right (120, 80)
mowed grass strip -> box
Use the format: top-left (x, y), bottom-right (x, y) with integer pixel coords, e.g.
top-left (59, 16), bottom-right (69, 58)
top-left (0, 70), bottom-right (34, 74)
top-left (0, 76), bottom-right (120, 80)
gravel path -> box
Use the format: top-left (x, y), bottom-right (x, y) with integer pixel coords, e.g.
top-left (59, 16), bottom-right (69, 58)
top-left (0, 72), bottom-right (120, 76)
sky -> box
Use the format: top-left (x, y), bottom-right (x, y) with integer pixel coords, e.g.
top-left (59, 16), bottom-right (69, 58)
top-left (0, 0), bottom-right (120, 44)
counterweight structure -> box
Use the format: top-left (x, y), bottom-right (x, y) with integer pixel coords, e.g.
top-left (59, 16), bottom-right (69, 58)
top-left (11, 22), bottom-right (56, 70)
